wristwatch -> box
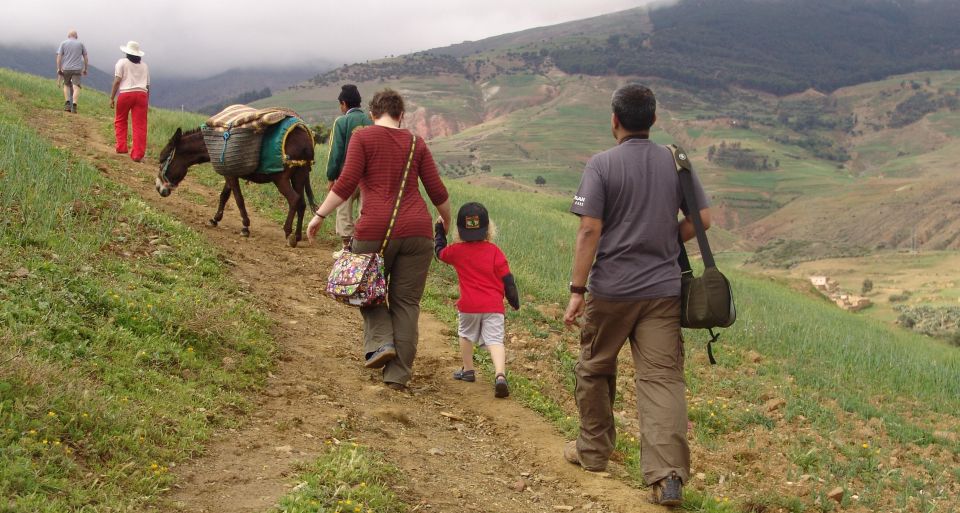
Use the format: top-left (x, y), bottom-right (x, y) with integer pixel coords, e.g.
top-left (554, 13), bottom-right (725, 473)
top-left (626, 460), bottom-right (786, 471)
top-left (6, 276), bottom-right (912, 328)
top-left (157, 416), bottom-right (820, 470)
top-left (569, 282), bottom-right (588, 295)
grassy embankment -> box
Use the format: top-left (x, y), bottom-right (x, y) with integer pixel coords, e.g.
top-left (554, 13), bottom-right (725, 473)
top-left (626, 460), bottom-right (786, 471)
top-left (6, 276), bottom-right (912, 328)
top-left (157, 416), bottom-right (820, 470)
top-left (0, 69), bottom-right (406, 513)
top-left (0, 70), bottom-right (278, 511)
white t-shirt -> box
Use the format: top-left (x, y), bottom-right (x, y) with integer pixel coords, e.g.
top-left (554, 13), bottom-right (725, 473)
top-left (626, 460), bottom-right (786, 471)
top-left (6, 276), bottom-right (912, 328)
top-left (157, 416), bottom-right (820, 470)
top-left (114, 59), bottom-right (150, 93)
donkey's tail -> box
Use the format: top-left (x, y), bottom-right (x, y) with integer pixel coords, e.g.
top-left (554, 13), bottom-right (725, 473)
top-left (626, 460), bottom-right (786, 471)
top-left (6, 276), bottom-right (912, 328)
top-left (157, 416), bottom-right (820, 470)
top-left (305, 180), bottom-right (318, 213)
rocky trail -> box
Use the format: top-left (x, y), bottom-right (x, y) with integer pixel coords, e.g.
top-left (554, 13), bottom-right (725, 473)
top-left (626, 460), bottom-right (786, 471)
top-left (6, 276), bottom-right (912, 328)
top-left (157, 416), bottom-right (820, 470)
top-left (22, 98), bottom-right (663, 513)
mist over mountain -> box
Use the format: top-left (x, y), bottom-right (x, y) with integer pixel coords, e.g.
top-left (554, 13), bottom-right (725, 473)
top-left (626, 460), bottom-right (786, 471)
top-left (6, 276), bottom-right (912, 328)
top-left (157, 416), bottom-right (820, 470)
top-left (0, 44), bottom-right (332, 112)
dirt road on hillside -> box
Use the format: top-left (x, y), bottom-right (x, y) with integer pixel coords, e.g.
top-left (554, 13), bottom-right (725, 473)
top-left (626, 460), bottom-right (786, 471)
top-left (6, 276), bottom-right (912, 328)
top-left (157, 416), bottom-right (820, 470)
top-left (18, 95), bottom-right (665, 513)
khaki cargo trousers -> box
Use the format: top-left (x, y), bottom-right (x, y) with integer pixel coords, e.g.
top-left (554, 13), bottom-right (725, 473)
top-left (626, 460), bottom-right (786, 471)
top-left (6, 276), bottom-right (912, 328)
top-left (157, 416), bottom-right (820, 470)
top-left (335, 188), bottom-right (362, 238)
top-left (574, 295), bottom-right (690, 485)
top-left (352, 237), bottom-right (434, 386)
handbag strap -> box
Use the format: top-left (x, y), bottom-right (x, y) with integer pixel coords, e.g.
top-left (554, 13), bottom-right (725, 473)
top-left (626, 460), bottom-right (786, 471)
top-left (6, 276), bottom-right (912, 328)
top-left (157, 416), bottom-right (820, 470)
top-left (379, 134), bottom-right (418, 255)
top-left (668, 144), bottom-right (716, 270)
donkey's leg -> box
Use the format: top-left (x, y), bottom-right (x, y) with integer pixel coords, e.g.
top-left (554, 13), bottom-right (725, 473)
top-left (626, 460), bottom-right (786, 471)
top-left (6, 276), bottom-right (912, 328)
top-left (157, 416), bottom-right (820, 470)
top-left (228, 177), bottom-right (251, 237)
top-left (293, 168), bottom-right (309, 243)
top-left (273, 174), bottom-right (300, 247)
top-left (207, 182), bottom-right (232, 227)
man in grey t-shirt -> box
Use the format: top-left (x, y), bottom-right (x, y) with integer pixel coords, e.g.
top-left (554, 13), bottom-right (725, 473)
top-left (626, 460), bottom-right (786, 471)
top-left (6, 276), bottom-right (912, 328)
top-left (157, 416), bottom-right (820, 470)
top-left (56, 30), bottom-right (88, 113)
top-left (562, 84), bottom-right (711, 507)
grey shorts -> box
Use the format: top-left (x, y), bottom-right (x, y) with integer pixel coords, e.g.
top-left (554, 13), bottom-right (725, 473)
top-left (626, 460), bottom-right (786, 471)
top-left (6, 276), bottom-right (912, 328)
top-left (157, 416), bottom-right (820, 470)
top-left (62, 70), bottom-right (82, 88)
top-left (458, 313), bottom-right (505, 347)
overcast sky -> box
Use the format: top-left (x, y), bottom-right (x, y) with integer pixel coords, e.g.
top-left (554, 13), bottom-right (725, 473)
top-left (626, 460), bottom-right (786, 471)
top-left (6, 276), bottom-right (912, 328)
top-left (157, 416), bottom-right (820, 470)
top-left (3, 0), bottom-right (658, 77)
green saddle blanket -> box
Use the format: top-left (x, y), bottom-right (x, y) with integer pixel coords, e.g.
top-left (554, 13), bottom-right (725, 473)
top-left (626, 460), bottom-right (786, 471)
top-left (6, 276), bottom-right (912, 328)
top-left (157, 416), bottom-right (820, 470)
top-left (257, 116), bottom-right (312, 174)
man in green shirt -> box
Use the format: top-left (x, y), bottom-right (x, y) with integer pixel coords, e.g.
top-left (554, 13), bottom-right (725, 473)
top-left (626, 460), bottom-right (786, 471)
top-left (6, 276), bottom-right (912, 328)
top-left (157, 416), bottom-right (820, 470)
top-left (325, 84), bottom-right (373, 253)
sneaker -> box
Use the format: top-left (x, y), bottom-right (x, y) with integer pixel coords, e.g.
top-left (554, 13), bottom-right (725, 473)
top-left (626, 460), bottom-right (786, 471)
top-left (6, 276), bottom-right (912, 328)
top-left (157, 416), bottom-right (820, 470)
top-left (453, 368), bottom-right (475, 382)
top-left (364, 344), bottom-right (397, 369)
top-left (332, 249), bottom-right (344, 259)
top-left (71, 103), bottom-right (77, 114)
top-left (64, 101), bottom-right (71, 112)
top-left (651, 472), bottom-right (683, 507)
top-left (494, 373), bottom-right (509, 398)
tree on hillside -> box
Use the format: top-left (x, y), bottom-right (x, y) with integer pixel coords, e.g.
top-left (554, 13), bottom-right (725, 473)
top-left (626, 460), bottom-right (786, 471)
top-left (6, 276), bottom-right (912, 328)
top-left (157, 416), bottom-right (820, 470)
top-left (535, 176), bottom-right (546, 186)
top-left (862, 279), bottom-right (874, 295)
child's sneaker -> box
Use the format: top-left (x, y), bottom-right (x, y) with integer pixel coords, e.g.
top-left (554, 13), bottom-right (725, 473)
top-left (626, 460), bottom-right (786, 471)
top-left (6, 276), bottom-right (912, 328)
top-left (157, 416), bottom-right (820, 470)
top-left (494, 373), bottom-right (509, 398)
top-left (453, 368), bottom-right (475, 382)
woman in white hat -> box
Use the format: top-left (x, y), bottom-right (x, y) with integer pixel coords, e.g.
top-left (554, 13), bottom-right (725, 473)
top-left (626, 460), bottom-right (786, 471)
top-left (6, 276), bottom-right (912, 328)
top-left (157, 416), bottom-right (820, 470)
top-left (109, 41), bottom-right (150, 162)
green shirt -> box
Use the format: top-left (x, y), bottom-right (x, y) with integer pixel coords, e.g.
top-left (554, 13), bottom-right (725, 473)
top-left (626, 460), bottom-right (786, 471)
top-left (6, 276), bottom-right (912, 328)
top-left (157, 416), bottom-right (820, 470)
top-left (325, 108), bottom-right (373, 181)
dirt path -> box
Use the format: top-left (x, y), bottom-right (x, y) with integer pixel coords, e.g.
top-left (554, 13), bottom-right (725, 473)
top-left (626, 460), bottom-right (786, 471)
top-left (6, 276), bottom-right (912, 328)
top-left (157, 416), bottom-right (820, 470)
top-left (22, 99), bottom-right (664, 513)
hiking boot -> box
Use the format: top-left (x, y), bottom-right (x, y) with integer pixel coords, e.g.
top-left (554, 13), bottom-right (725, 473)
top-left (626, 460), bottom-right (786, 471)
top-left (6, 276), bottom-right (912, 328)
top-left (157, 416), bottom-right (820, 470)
top-left (651, 472), bottom-right (683, 507)
top-left (364, 344), bottom-right (396, 369)
top-left (563, 441), bottom-right (607, 472)
top-left (494, 373), bottom-right (509, 398)
top-left (453, 368), bottom-right (475, 382)
top-left (385, 382), bottom-right (409, 393)
top-left (563, 441), bottom-right (581, 465)
top-left (71, 102), bottom-right (77, 114)
top-left (64, 101), bottom-right (72, 112)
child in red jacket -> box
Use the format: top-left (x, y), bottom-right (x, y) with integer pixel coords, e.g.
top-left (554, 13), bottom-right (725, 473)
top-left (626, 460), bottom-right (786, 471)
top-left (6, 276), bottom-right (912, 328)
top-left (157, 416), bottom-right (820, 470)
top-left (435, 202), bottom-right (520, 398)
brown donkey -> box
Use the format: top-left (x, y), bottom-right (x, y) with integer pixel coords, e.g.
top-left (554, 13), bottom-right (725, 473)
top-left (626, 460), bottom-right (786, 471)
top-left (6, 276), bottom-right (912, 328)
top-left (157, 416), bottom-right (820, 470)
top-left (155, 127), bottom-right (317, 247)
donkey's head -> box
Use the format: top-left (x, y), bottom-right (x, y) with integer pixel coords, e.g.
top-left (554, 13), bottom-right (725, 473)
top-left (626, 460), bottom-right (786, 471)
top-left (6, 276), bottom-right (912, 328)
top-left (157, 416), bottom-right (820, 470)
top-left (156, 128), bottom-right (195, 197)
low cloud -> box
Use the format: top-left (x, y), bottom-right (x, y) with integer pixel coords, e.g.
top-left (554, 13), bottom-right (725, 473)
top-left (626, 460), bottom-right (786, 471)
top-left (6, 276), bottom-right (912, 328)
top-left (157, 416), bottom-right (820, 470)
top-left (2, 0), bottom-right (667, 77)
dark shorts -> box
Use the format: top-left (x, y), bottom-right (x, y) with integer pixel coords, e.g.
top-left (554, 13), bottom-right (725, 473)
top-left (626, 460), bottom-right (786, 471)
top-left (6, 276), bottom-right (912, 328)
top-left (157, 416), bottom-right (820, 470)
top-left (62, 70), bottom-right (82, 88)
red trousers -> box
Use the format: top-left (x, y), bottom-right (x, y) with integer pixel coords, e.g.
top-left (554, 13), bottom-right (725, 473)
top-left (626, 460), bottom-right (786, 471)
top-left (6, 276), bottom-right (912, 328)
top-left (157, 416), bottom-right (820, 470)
top-left (114, 91), bottom-right (148, 161)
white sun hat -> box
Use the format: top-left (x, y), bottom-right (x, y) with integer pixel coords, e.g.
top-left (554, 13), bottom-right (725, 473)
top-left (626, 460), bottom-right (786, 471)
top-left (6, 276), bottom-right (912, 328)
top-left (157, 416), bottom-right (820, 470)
top-left (119, 41), bottom-right (145, 57)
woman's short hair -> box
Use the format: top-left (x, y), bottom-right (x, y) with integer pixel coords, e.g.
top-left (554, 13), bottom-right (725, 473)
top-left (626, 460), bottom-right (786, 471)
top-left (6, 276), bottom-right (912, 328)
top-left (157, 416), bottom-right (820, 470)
top-left (369, 88), bottom-right (405, 119)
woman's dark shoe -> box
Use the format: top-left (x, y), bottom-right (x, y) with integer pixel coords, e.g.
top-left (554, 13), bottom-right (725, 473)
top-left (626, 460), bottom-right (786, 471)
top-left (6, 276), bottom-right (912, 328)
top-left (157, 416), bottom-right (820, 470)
top-left (364, 344), bottom-right (397, 369)
top-left (494, 373), bottom-right (509, 398)
top-left (453, 368), bottom-right (476, 382)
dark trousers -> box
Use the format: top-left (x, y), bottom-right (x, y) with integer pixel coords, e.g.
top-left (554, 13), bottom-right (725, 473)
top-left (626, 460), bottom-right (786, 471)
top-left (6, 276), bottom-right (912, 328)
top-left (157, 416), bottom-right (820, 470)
top-left (352, 237), bottom-right (434, 385)
top-left (574, 295), bottom-right (690, 485)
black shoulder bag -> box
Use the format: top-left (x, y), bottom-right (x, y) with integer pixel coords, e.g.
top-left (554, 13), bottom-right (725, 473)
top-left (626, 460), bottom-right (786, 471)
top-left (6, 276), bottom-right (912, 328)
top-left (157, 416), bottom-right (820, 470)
top-left (668, 144), bottom-right (736, 364)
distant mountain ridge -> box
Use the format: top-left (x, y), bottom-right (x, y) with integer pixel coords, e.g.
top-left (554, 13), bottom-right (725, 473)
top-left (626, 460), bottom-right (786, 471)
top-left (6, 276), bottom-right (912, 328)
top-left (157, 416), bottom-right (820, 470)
top-left (0, 44), bottom-right (332, 112)
top-left (308, 0), bottom-right (960, 96)
top-left (0, 45), bottom-right (114, 91)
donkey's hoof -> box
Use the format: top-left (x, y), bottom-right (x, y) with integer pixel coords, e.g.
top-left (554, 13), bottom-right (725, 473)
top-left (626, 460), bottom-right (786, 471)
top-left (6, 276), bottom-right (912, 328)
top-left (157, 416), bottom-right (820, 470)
top-left (207, 219), bottom-right (218, 227)
top-left (241, 228), bottom-right (250, 237)
top-left (287, 233), bottom-right (298, 248)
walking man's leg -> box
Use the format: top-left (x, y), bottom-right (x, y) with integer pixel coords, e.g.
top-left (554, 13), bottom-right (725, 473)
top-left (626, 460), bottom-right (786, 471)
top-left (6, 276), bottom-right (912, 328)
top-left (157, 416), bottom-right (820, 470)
top-left (630, 297), bottom-right (689, 504)
top-left (570, 297), bottom-right (636, 471)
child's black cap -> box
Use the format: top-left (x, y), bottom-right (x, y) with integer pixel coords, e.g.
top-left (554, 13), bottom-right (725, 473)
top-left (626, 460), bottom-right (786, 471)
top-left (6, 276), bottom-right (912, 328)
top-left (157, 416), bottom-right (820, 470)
top-left (456, 202), bottom-right (488, 242)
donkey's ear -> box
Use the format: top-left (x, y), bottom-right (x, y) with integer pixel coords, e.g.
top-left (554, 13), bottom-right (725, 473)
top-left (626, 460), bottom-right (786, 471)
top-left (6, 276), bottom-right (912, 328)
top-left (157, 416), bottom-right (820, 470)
top-left (173, 127), bottom-right (182, 141)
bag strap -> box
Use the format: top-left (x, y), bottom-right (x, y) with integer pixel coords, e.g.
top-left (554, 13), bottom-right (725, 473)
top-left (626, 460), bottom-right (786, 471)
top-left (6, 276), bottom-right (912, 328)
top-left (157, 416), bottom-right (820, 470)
top-left (668, 144), bottom-right (716, 269)
top-left (379, 134), bottom-right (417, 255)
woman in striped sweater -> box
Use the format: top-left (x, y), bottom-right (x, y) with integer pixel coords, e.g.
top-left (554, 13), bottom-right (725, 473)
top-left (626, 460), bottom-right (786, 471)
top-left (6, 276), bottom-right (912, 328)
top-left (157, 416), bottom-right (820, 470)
top-left (308, 88), bottom-right (452, 392)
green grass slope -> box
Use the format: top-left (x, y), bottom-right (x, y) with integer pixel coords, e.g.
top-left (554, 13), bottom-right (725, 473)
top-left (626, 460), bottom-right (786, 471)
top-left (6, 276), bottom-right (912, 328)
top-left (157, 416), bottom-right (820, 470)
top-left (0, 69), bottom-right (276, 511)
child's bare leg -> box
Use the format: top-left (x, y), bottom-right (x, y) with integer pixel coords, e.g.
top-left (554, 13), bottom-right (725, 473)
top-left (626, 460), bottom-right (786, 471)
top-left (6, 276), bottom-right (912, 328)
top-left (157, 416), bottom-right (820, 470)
top-left (487, 343), bottom-right (506, 376)
top-left (460, 337), bottom-right (475, 371)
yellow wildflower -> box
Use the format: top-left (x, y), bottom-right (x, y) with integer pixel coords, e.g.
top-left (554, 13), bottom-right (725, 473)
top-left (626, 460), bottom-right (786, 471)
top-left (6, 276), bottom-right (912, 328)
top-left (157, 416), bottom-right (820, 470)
top-left (47, 411), bottom-right (56, 418)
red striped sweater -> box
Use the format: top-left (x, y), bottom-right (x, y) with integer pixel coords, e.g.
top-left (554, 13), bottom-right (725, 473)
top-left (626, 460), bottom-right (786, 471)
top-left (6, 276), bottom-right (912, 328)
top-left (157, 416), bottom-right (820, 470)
top-left (331, 126), bottom-right (449, 241)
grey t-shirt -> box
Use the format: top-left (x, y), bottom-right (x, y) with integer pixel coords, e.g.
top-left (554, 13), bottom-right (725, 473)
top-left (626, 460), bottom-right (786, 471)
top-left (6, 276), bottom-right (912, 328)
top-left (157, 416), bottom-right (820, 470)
top-left (570, 139), bottom-right (709, 300)
top-left (57, 39), bottom-right (87, 71)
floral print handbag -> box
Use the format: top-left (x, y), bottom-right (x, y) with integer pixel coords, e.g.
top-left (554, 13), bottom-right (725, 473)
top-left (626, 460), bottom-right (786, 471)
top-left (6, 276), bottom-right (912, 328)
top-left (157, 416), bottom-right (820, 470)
top-left (325, 135), bottom-right (417, 307)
